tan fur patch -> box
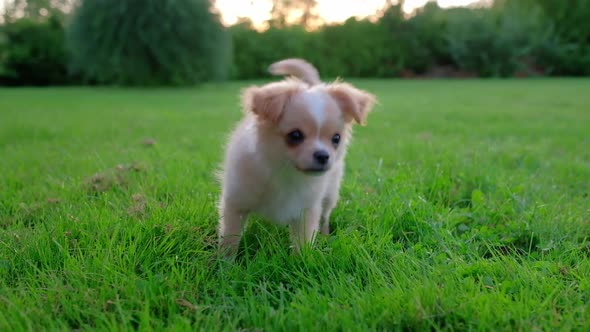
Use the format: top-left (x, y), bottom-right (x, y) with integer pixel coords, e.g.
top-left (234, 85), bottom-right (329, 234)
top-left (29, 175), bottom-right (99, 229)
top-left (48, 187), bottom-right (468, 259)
top-left (242, 81), bottom-right (304, 123)
top-left (325, 83), bottom-right (376, 125)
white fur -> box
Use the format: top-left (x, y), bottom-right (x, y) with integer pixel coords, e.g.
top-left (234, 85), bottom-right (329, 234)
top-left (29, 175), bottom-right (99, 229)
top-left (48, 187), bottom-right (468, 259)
top-left (303, 91), bottom-right (326, 128)
top-left (218, 113), bottom-right (343, 255)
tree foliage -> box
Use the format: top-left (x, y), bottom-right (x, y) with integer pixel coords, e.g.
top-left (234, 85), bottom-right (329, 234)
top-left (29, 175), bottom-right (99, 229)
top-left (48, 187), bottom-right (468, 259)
top-left (0, 15), bottom-right (69, 85)
top-left (500, 0), bottom-right (590, 75)
top-left (2, 0), bottom-right (590, 85)
top-left (2, 0), bottom-right (73, 23)
top-left (269, 0), bottom-right (321, 29)
top-left (230, 0), bottom-right (590, 79)
top-left (66, 0), bottom-right (230, 85)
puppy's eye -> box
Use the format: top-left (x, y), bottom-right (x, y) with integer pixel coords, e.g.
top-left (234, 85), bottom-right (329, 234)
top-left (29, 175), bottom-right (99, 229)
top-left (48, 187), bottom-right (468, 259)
top-left (286, 130), bottom-right (305, 146)
top-left (332, 133), bottom-right (341, 146)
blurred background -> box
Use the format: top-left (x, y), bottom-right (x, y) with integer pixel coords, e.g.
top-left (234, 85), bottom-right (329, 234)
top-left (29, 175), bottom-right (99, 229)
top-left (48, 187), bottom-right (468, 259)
top-left (0, 0), bottom-right (589, 86)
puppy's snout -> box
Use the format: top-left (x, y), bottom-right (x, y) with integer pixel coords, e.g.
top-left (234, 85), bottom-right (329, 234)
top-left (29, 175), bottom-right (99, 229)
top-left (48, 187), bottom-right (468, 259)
top-left (313, 150), bottom-right (330, 165)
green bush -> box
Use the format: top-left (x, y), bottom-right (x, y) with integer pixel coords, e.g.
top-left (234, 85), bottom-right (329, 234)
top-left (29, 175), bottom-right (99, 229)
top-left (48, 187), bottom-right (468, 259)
top-left (229, 16), bottom-right (400, 79)
top-left (529, 0), bottom-right (590, 76)
top-left (2, 0), bottom-right (590, 85)
top-left (445, 4), bottom-right (547, 77)
top-left (0, 16), bottom-right (69, 85)
top-left (379, 2), bottom-right (450, 75)
top-left (534, 33), bottom-right (590, 76)
top-left (229, 1), bottom-right (589, 79)
top-left (67, 0), bottom-right (230, 86)
top-left (512, 0), bottom-right (590, 46)
top-left (315, 18), bottom-right (392, 78)
top-left (230, 23), bottom-right (310, 79)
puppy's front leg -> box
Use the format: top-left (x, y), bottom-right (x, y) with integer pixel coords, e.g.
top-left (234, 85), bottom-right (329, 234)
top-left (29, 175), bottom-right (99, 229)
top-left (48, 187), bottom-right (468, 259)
top-left (320, 209), bottom-right (332, 235)
top-left (290, 206), bottom-right (321, 253)
top-left (218, 207), bottom-right (248, 258)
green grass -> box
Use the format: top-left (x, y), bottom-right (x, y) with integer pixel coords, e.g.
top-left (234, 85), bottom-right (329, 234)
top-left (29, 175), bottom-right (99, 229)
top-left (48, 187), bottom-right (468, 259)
top-left (1, 79), bottom-right (589, 331)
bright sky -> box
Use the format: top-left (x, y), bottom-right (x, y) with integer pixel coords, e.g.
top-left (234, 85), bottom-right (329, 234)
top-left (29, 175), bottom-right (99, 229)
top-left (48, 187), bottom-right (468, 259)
top-left (0, 0), bottom-right (481, 25)
top-left (215, 0), bottom-right (481, 26)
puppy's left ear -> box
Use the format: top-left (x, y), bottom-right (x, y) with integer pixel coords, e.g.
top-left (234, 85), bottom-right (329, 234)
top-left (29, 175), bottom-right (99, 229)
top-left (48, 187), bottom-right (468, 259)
top-left (327, 83), bottom-right (376, 125)
top-left (242, 83), bottom-right (299, 123)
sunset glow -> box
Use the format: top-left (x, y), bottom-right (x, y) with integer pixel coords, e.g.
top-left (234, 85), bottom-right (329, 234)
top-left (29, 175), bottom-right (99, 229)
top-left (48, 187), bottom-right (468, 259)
top-left (0, 1), bottom-right (482, 26)
top-left (215, 0), bottom-right (482, 27)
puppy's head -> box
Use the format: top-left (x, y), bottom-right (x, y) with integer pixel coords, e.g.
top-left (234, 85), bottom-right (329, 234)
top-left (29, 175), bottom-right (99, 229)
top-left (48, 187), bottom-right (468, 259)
top-left (242, 80), bottom-right (375, 175)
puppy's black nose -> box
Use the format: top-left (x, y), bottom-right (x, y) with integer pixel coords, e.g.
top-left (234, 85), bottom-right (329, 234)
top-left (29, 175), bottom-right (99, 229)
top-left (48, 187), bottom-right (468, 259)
top-left (313, 150), bottom-right (330, 165)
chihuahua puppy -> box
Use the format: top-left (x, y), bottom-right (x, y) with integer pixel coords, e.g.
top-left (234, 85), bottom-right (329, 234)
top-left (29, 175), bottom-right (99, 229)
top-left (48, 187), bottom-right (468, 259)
top-left (218, 58), bottom-right (376, 256)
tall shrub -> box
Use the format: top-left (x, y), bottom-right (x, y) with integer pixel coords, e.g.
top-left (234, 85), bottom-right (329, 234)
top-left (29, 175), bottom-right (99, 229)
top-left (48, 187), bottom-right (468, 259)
top-left (0, 16), bottom-right (69, 85)
top-left (230, 22), bottom-right (310, 79)
top-left (67, 0), bottom-right (230, 85)
top-left (317, 18), bottom-right (391, 78)
top-left (379, 2), bottom-right (449, 75)
top-left (519, 0), bottom-right (590, 75)
top-left (445, 5), bottom-right (547, 77)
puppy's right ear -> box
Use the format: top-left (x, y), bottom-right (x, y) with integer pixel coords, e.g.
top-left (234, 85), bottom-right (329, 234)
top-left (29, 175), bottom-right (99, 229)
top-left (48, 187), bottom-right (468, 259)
top-left (326, 83), bottom-right (376, 125)
top-left (242, 83), bottom-right (298, 123)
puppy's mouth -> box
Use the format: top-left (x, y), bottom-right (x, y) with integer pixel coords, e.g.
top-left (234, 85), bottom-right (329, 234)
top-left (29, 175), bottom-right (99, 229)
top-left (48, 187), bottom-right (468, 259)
top-left (297, 166), bottom-right (329, 175)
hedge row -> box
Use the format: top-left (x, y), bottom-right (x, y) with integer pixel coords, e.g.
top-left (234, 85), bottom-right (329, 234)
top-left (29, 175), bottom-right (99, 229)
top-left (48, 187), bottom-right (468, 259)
top-left (1, 1), bottom-right (589, 85)
top-left (231, 1), bottom-right (590, 79)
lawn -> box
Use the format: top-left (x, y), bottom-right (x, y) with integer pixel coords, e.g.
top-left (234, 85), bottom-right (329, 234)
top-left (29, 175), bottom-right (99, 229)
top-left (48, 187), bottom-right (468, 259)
top-left (0, 79), bottom-right (589, 331)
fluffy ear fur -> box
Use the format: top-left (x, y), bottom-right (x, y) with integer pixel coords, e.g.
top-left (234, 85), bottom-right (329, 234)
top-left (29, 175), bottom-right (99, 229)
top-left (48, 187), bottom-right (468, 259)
top-left (326, 83), bottom-right (376, 125)
top-left (242, 82), bottom-right (300, 123)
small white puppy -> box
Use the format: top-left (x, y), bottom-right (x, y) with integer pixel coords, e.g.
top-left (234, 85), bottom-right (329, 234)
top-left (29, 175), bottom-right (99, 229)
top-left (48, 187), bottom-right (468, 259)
top-left (218, 58), bottom-right (376, 256)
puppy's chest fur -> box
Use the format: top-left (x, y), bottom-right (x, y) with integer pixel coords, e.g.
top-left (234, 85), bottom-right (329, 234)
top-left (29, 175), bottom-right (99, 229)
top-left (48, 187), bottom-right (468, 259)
top-left (254, 171), bottom-right (332, 224)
